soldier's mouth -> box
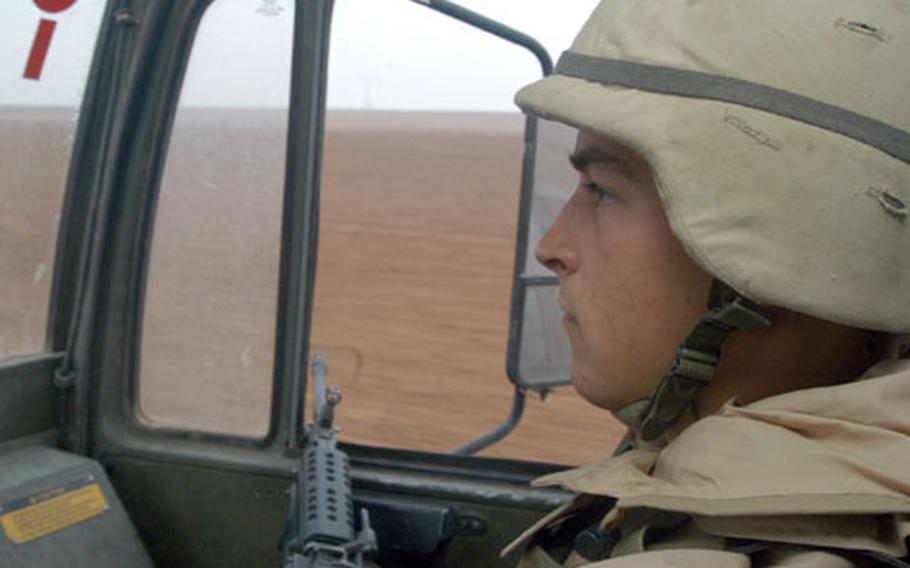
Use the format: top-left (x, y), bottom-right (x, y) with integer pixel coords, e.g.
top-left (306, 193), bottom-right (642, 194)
top-left (558, 299), bottom-right (578, 327)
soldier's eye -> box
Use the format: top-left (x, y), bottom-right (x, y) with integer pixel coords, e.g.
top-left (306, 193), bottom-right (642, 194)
top-left (584, 182), bottom-right (615, 204)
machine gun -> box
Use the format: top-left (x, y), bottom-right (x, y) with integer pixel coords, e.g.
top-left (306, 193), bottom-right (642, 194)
top-left (281, 352), bottom-right (377, 567)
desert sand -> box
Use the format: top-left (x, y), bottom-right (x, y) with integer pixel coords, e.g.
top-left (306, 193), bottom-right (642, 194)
top-left (1, 108), bottom-right (625, 465)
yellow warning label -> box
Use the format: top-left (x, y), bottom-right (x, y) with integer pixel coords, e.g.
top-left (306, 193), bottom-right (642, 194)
top-left (1, 483), bottom-right (107, 544)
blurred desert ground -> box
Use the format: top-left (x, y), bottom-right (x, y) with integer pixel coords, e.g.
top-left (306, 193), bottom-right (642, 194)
top-left (1, 108), bottom-right (625, 464)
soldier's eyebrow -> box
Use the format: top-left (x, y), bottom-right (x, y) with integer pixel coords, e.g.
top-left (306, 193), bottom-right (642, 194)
top-left (568, 147), bottom-right (626, 172)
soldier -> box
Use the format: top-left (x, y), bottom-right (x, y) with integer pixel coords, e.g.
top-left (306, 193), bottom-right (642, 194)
top-left (504, 0), bottom-right (910, 566)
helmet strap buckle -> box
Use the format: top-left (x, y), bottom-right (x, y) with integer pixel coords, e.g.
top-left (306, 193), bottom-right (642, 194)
top-left (637, 280), bottom-right (773, 442)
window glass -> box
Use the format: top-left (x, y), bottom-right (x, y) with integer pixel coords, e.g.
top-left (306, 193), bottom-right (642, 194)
top-left (312, 0), bottom-right (621, 464)
top-left (0, 1), bottom-right (105, 358)
top-left (518, 120), bottom-right (578, 389)
top-left (138, 0), bottom-right (293, 437)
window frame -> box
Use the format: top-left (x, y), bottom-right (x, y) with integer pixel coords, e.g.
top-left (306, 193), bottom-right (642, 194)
top-left (120, 0), bottom-right (327, 449)
top-left (67, 0), bottom-right (327, 460)
top-left (132, 0), bottom-right (299, 442)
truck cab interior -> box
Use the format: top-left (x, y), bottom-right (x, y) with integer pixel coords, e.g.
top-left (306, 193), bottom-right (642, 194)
top-left (0, 1), bottom-right (614, 566)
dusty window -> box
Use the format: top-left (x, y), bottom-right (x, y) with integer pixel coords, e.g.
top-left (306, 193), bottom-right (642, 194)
top-left (138, 0), bottom-right (293, 437)
top-left (0, 1), bottom-right (105, 359)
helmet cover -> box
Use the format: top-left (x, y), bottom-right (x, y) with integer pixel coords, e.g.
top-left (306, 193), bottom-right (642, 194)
top-left (516, 0), bottom-right (910, 332)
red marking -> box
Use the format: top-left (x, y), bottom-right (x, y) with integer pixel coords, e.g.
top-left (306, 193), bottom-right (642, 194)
top-left (24, 19), bottom-right (57, 80)
top-left (34, 0), bottom-right (78, 14)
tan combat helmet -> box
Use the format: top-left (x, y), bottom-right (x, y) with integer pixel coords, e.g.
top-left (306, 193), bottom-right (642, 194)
top-left (516, 0), bottom-right (910, 440)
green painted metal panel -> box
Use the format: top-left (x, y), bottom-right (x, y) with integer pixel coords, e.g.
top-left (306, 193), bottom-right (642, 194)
top-left (0, 354), bottom-right (60, 444)
top-left (108, 456), bottom-right (554, 568)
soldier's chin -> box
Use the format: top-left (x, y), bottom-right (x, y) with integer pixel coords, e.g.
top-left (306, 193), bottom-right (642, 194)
top-left (570, 364), bottom-right (649, 415)
top-left (568, 365), bottom-right (613, 411)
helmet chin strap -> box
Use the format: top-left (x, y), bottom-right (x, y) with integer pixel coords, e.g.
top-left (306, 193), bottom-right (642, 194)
top-left (616, 280), bottom-right (774, 443)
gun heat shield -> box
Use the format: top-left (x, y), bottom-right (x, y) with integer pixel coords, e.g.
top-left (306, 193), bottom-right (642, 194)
top-left (300, 432), bottom-right (355, 546)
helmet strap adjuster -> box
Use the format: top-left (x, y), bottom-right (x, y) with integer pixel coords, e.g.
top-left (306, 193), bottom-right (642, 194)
top-left (637, 280), bottom-right (774, 442)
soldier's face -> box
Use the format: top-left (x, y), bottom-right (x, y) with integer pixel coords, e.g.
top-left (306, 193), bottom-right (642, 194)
top-left (535, 130), bottom-right (712, 412)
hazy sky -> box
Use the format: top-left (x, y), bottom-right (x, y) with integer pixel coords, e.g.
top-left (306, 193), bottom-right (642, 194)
top-left (3, 0), bottom-right (599, 110)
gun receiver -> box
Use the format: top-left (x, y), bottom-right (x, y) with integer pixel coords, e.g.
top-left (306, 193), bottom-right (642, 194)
top-left (282, 352), bottom-right (377, 567)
